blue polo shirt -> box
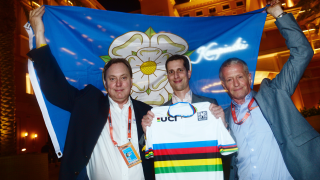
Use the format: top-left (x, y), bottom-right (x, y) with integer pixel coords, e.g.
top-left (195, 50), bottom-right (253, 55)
top-left (230, 92), bottom-right (293, 180)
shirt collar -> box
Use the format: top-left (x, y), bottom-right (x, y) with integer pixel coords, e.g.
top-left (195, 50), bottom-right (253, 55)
top-left (172, 89), bottom-right (192, 104)
top-left (231, 91), bottom-right (252, 109)
top-left (108, 96), bottom-right (131, 111)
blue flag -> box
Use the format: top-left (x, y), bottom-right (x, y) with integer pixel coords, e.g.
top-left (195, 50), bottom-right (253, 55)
top-left (26, 5), bottom-right (266, 157)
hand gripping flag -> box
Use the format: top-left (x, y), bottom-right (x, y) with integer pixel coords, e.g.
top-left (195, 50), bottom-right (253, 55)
top-left (25, 5), bottom-right (267, 157)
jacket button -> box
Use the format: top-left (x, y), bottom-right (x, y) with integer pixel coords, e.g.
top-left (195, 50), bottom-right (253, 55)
top-left (75, 172), bottom-right (79, 175)
top-left (85, 155), bottom-right (88, 158)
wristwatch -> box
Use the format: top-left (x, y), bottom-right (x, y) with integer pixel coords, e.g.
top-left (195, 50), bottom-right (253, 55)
top-left (276, 12), bottom-right (287, 19)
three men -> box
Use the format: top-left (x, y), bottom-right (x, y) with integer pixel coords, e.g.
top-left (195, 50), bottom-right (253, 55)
top-left (28, 0), bottom-right (320, 179)
top-left (220, 1), bottom-right (320, 179)
top-left (28, 6), bottom-right (153, 180)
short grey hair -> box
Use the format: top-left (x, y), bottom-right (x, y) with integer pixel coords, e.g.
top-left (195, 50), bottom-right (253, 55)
top-left (219, 58), bottom-right (249, 81)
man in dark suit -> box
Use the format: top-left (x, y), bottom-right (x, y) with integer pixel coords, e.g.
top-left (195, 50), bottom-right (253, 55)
top-left (220, 1), bottom-right (320, 179)
top-left (142, 54), bottom-right (227, 133)
top-left (28, 6), bottom-right (153, 180)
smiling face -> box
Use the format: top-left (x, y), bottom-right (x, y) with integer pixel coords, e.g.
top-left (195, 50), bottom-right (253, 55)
top-left (105, 63), bottom-right (132, 106)
top-left (167, 59), bottom-right (191, 93)
top-left (221, 63), bottom-right (252, 105)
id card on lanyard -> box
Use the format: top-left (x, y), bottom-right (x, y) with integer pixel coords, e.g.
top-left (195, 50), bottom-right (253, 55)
top-left (108, 106), bottom-right (142, 168)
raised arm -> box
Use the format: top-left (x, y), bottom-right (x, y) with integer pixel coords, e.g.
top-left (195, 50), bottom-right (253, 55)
top-left (266, 0), bottom-right (314, 95)
top-left (27, 6), bottom-right (82, 112)
top-left (29, 6), bottom-right (46, 48)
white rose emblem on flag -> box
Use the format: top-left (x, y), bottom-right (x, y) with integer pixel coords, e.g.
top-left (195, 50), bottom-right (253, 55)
top-left (100, 27), bottom-right (194, 106)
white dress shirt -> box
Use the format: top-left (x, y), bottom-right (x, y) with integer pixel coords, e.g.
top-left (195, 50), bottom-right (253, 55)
top-left (172, 89), bottom-right (192, 104)
top-left (86, 97), bottom-right (144, 180)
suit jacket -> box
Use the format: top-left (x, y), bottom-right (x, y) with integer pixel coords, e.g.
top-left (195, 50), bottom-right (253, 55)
top-left (224, 14), bottom-right (320, 180)
top-left (163, 92), bottom-right (218, 106)
top-left (27, 46), bottom-right (154, 180)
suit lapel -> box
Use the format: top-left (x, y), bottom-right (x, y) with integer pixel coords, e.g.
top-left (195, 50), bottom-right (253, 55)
top-left (130, 98), bottom-right (143, 143)
top-left (225, 106), bottom-right (238, 150)
top-left (163, 99), bottom-right (173, 106)
top-left (130, 97), bottom-right (146, 163)
top-left (251, 90), bottom-right (257, 98)
top-left (225, 107), bottom-right (231, 125)
top-left (192, 93), bottom-right (202, 103)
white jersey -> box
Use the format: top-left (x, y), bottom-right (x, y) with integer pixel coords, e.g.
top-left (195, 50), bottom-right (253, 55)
top-left (145, 102), bottom-right (237, 180)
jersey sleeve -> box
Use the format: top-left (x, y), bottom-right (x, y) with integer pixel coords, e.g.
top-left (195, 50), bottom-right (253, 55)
top-left (145, 123), bottom-right (154, 159)
top-left (217, 118), bottom-right (238, 156)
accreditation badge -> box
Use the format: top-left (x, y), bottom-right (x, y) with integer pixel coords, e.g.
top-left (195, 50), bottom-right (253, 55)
top-left (118, 142), bottom-right (142, 168)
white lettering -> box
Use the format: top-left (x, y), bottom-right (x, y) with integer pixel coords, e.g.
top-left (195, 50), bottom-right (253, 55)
top-left (192, 38), bottom-right (248, 64)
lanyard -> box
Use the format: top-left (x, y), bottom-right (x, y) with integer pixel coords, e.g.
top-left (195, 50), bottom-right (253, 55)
top-left (108, 106), bottom-right (132, 146)
top-left (231, 98), bottom-right (258, 125)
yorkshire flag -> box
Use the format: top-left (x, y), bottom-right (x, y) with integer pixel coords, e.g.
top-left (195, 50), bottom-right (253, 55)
top-left (25, 5), bottom-right (266, 157)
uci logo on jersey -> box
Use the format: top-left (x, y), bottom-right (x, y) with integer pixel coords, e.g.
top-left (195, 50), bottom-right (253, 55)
top-left (157, 117), bottom-right (177, 122)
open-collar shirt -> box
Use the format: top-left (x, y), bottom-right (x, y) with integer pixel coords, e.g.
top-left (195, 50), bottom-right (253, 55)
top-left (172, 89), bottom-right (192, 104)
top-left (230, 92), bottom-right (293, 180)
top-left (86, 96), bottom-right (144, 180)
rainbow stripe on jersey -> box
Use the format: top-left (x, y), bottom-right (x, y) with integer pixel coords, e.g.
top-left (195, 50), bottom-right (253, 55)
top-left (146, 140), bottom-right (237, 174)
